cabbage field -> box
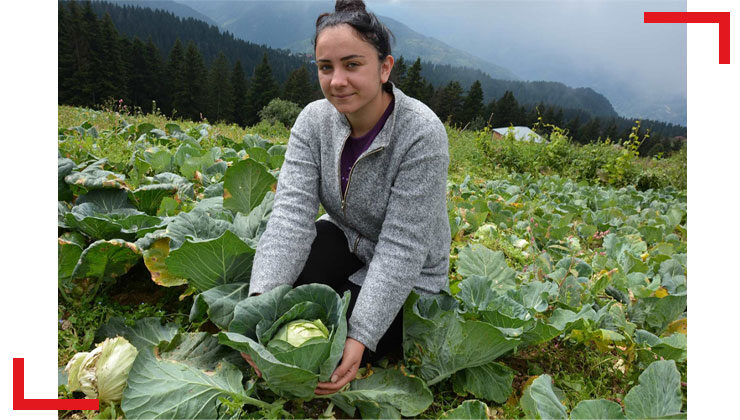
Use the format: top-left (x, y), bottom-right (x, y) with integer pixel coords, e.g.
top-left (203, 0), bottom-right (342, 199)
top-left (57, 108), bottom-right (687, 419)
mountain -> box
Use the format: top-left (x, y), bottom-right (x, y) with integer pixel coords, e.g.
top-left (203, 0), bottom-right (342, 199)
top-left (104, 0), bottom-right (218, 26)
top-left (176, 0), bottom-right (520, 81)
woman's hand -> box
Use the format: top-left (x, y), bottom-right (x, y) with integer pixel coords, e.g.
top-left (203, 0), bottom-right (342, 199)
top-left (315, 338), bottom-right (365, 395)
top-left (240, 352), bottom-right (262, 378)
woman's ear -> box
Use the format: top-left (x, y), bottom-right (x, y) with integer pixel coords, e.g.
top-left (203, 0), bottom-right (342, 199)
top-left (380, 55), bottom-right (394, 84)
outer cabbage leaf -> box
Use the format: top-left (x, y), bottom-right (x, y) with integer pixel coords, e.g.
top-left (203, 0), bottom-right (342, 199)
top-left (58, 232), bottom-right (86, 281)
top-left (232, 192), bottom-right (274, 248)
top-left (451, 362), bottom-right (514, 403)
top-left (65, 159), bottom-right (128, 191)
top-left (623, 360), bottom-right (684, 419)
top-left (142, 238), bottom-right (187, 287)
top-left (456, 245), bottom-right (516, 290)
top-left (121, 332), bottom-right (251, 419)
top-left (223, 158), bottom-right (276, 214)
top-left (403, 292), bottom-right (520, 385)
top-left (128, 184), bottom-right (179, 215)
top-left (189, 282), bottom-right (251, 329)
top-left (570, 399), bottom-right (626, 419)
top-left (165, 229), bottom-right (254, 292)
top-left (520, 374), bottom-right (567, 419)
top-left (95, 317), bottom-right (178, 357)
top-left (58, 157), bottom-right (76, 201)
top-left (439, 400), bottom-right (489, 420)
top-left (61, 239), bottom-right (140, 303)
top-left (328, 367), bottom-right (433, 418)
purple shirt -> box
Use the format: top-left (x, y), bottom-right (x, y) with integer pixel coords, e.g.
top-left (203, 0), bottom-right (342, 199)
top-left (340, 97), bottom-right (395, 196)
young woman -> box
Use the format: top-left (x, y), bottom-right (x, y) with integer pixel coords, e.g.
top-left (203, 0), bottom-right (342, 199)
top-left (245, 0), bottom-right (451, 395)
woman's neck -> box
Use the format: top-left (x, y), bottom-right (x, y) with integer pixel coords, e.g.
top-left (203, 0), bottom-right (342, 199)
top-left (347, 90), bottom-right (393, 138)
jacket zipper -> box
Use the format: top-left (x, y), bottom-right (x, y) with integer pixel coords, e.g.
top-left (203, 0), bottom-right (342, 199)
top-left (341, 146), bottom-right (386, 214)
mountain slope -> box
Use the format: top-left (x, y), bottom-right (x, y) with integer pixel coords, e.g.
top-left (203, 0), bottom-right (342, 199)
top-left (178, 0), bottom-right (519, 81)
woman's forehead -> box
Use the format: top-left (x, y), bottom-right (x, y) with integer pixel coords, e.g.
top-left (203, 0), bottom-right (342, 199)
top-left (315, 25), bottom-right (376, 59)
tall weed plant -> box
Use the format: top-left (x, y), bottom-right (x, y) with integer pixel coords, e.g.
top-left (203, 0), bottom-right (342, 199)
top-left (475, 119), bottom-right (686, 190)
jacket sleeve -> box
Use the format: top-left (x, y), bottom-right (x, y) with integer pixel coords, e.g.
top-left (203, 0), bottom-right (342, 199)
top-left (347, 122), bottom-right (449, 351)
top-left (248, 108), bottom-right (321, 296)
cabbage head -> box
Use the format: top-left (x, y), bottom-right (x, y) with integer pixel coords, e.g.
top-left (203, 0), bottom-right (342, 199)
top-left (64, 336), bottom-right (138, 403)
top-left (218, 284), bottom-right (350, 399)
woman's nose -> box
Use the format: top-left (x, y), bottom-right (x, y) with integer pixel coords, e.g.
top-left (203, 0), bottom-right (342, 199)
top-left (330, 68), bottom-right (348, 88)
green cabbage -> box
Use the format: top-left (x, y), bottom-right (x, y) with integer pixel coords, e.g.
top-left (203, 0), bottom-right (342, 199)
top-left (64, 336), bottom-right (139, 403)
top-left (271, 319), bottom-right (329, 347)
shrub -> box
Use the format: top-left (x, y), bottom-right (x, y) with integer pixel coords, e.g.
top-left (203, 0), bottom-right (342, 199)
top-left (258, 98), bottom-right (302, 129)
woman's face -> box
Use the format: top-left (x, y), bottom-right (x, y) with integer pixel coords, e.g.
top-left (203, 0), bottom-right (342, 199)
top-left (315, 24), bottom-right (393, 118)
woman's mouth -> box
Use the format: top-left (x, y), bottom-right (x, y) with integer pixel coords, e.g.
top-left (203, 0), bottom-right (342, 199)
top-left (334, 93), bottom-right (354, 99)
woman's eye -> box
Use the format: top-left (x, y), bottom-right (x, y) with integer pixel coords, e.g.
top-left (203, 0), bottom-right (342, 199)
top-left (347, 62), bottom-right (358, 68)
top-left (319, 65), bottom-right (331, 71)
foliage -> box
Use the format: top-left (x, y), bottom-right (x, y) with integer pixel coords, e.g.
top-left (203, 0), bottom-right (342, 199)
top-left (258, 98), bottom-right (302, 129)
top-left (58, 107), bottom-right (687, 419)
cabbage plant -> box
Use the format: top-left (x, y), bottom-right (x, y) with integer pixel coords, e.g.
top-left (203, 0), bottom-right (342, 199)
top-left (218, 284), bottom-right (350, 399)
top-left (64, 336), bottom-right (138, 403)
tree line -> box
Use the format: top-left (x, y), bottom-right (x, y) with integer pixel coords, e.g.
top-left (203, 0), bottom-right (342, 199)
top-left (59, 0), bottom-right (319, 125)
top-left (58, 0), bottom-right (685, 156)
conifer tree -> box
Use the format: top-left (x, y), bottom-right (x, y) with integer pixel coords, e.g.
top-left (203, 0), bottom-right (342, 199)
top-left (176, 41), bottom-right (208, 121)
top-left (460, 80), bottom-right (484, 126)
top-left (207, 52), bottom-right (234, 122)
top-left (433, 81), bottom-right (464, 126)
top-left (389, 56), bottom-right (407, 87)
top-left (603, 118), bottom-right (618, 141)
top-left (245, 53), bottom-right (279, 126)
top-left (128, 38), bottom-right (149, 108)
top-left (231, 60), bottom-right (249, 127)
top-left (493, 91), bottom-right (522, 127)
top-left (162, 39), bottom-right (185, 117)
top-left (581, 117), bottom-right (602, 143)
top-left (400, 57), bottom-right (424, 99)
top-left (98, 13), bottom-right (126, 103)
top-left (80, 0), bottom-right (104, 106)
top-left (144, 38), bottom-right (164, 113)
top-left (282, 65), bottom-right (313, 107)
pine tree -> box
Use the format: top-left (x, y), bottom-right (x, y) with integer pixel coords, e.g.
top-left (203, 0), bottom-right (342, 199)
top-left (433, 81), bottom-right (464, 126)
top-left (603, 118), bottom-right (618, 142)
top-left (177, 41), bottom-right (208, 121)
top-left (97, 13), bottom-right (126, 103)
top-left (493, 91), bottom-right (522, 127)
top-left (400, 57), bottom-right (424, 99)
top-left (460, 80), bottom-right (484, 126)
top-left (389, 55), bottom-right (407, 87)
top-left (80, 0), bottom-right (104, 106)
top-left (581, 117), bottom-right (602, 143)
top-left (245, 53), bottom-right (279, 126)
top-left (162, 39), bottom-right (185, 117)
top-left (128, 38), bottom-right (149, 108)
top-left (144, 38), bottom-right (164, 113)
top-left (207, 52), bottom-right (234, 122)
top-left (231, 60), bottom-right (249, 127)
top-left (282, 65), bottom-right (313, 107)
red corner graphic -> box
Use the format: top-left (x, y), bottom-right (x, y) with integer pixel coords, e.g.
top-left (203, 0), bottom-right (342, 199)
top-left (645, 12), bottom-right (731, 64)
top-left (13, 358), bottom-right (99, 411)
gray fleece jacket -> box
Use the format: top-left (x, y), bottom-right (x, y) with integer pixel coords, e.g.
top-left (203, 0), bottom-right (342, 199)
top-left (248, 84), bottom-right (451, 351)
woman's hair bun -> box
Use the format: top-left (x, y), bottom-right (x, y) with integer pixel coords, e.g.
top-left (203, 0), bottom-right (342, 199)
top-left (335, 0), bottom-right (366, 14)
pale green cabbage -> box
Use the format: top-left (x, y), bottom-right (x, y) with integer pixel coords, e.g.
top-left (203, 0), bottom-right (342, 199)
top-left (271, 319), bottom-right (329, 347)
top-left (64, 336), bottom-right (138, 402)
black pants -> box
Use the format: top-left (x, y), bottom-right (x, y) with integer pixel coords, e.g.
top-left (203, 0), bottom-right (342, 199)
top-left (294, 220), bottom-right (403, 365)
